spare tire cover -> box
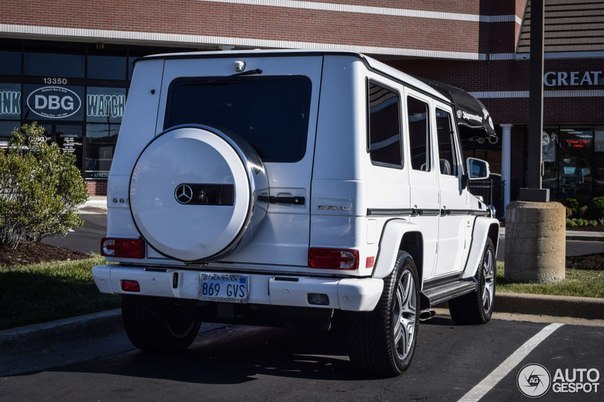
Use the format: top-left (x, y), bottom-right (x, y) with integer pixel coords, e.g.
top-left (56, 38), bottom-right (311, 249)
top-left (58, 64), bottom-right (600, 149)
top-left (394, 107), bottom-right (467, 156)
top-left (129, 125), bottom-right (268, 262)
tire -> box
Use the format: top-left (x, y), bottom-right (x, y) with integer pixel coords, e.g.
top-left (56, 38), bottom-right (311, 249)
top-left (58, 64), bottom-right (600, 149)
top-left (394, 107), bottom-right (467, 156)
top-left (121, 296), bottom-right (201, 351)
top-left (348, 251), bottom-right (420, 378)
top-left (449, 238), bottom-right (496, 325)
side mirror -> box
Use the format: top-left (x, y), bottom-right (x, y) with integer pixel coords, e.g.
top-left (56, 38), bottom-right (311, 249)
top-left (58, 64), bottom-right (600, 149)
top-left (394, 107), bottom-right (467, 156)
top-left (466, 157), bottom-right (490, 180)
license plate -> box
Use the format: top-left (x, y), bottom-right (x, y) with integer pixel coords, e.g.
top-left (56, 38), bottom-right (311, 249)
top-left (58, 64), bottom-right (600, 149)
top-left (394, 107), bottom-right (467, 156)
top-left (199, 273), bottom-right (249, 303)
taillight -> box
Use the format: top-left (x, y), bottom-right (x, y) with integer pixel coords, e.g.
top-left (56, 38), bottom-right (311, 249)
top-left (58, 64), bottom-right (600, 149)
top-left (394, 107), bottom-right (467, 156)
top-left (121, 280), bottom-right (141, 292)
top-left (101, 238), bottom-right (145, 259)
top-left (309, 248), bottom-right (359, 270)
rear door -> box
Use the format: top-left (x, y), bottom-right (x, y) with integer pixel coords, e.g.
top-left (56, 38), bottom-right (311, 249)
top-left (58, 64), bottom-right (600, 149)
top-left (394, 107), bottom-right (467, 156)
top-left (156, 55), bottom-right (323, 268)
top-left (434, 106), bottom-right (472, 276)
top-left (405, 90), bottom-right (439, 280)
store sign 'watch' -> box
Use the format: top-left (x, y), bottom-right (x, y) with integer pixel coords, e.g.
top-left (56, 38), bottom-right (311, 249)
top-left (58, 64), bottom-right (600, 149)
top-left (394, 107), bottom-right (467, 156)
top-left (87, 93), bottom-right (125, 119)
top-left (26, 86), bottom-right (82, 119)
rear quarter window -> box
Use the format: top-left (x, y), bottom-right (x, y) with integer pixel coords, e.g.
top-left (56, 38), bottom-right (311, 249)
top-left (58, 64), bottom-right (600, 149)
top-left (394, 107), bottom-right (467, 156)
top-left (367, 81), bottom-right (403, 168)
top-left (164, 76), bottom-right (312, 163)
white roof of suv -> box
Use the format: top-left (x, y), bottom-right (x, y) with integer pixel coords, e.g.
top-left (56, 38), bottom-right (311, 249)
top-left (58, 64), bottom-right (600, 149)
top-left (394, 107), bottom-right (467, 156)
top-left (137, 49), bottom-right (450, 103)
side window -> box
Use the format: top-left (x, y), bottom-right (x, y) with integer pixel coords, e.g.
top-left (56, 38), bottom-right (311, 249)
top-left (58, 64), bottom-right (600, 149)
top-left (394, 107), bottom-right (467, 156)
top-left (436, 108), bottom-right (458, 176)
top-left (407, 97), bottom-right (430, 171)
top-left (368, 81), bottom-right (402, 167)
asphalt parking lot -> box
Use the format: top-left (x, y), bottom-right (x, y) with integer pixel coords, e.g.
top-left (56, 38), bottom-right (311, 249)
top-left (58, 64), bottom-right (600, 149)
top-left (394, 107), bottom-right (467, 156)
top-left (1, 313), bottom-right (602, 401)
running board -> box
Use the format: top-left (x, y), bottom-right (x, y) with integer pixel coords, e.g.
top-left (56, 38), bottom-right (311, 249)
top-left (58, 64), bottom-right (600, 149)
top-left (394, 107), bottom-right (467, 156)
top-left (421, 280), bottom-right (477, 308)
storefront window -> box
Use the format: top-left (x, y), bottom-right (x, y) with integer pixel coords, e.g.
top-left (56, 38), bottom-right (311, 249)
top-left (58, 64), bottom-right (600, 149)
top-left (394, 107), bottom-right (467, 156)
top-left (0, 41), bottom-right (174, 190)
top-left (0, 51), bottom-right (22, 76)
top-left (24, 52), bottom-right (85, 78)
top-left (3, 43), bottom-right (191, 190)
top-left (0, 121), bottom-right (19, 148)
top-left (88, 55), bottom-right (127, 81)
top-left (559, 127), bottom-right (593, 198)
top-left (85, 124), bottom-right (119, 179)
top-left (596, 127), bottom-right (604, 153)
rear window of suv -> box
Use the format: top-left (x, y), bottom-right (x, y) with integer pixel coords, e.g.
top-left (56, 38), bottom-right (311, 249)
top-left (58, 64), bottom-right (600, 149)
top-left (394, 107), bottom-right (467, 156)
top-left (164, 76), bottom-right (312, 163)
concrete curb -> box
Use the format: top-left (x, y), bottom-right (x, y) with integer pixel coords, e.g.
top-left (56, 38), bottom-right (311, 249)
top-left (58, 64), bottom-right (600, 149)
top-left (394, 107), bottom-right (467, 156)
top-left (0, 309), bottom-right (122, 353)
top-left (494, 293), bottom-right (604, 320)
top-left (566, 233), bottom-right (604, 242)
top-left (0, 309), bottom-right (232, 376)
top-left (499, 227), bottom-right (604, 242)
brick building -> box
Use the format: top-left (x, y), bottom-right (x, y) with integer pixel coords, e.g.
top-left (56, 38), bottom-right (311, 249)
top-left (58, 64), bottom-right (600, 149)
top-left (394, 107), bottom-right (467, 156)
top-left (1, 0), bottom-right (603, 208)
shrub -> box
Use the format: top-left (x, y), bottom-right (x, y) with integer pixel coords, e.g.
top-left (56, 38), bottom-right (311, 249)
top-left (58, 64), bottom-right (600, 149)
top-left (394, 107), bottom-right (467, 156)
top-left (0, 123), bottom-right (88, 248)
top-left (566, 218), bottom-right (599, 228)
top-left (561, 197), bottom-right (594, 219)
top-left (562, 197), bottom-right (581, 218)
top-left (588, 196), bottom-right (604, 221)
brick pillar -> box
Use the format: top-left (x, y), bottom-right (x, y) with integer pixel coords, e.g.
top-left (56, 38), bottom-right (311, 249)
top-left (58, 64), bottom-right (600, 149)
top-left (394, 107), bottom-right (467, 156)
top-left (86, 180), bottom-right (108, 196)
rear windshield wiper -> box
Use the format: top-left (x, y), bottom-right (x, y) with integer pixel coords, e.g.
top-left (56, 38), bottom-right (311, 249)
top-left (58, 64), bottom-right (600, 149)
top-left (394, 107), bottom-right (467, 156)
top-left (205, 68), bottom-right (263, 85)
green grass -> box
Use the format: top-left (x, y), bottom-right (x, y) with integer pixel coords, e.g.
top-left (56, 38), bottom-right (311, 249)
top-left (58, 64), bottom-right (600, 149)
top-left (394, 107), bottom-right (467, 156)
top-left (0, 256), bottom-right (120, 330)
top-left (496, 262), bottom-right (604, 299)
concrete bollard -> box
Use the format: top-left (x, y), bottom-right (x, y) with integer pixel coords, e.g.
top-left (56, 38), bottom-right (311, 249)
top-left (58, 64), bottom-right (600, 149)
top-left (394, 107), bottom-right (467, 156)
top-left (504, 201), bottom-right (566, 283)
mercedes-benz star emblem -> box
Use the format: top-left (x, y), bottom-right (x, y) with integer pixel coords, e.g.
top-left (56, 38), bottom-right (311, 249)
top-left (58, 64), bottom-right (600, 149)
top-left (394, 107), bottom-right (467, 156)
top-left (175, 184), bottom-right (194, 205)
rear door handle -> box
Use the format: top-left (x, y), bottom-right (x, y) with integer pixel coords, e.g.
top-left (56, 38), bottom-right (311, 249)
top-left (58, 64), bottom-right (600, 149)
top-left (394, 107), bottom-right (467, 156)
top-left (258, 195), bottom-right (305, 205)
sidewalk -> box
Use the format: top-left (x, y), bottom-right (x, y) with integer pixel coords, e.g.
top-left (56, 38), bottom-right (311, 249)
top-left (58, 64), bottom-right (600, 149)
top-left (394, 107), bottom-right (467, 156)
top-left (77, 196), bottom-right (108, 214)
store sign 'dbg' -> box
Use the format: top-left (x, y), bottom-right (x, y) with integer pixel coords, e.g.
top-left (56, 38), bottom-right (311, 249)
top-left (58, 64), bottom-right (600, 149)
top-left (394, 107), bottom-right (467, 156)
top-left (26, 86), bottom-right (82, 119)
top-left (2, 84), bottom-right (125, 122)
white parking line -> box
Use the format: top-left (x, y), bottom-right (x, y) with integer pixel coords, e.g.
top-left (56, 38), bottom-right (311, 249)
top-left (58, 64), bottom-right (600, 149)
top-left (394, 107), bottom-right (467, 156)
top-left (458, 323), bottom-right (564, 402)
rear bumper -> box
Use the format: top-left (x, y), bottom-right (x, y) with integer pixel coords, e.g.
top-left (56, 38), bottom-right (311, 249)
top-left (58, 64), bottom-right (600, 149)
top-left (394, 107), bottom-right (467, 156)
top-left (92, 265), bottom-right (383, 312)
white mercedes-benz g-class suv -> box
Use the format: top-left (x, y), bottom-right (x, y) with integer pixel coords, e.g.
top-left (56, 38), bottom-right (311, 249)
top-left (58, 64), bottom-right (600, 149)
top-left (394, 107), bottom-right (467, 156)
top-left (93, 50), bottom-right (499, 378)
